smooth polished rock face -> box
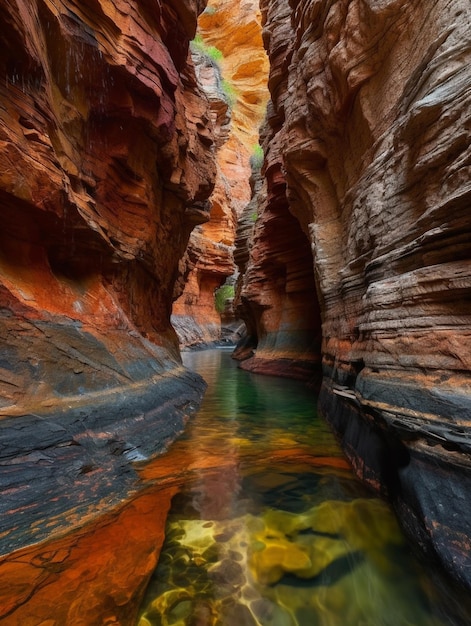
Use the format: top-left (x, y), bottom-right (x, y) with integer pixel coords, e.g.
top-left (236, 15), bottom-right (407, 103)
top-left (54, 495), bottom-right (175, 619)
top-left (0, 0), bottom-right (214, 619)
top-left (258, 0), bottom-right (471, 588)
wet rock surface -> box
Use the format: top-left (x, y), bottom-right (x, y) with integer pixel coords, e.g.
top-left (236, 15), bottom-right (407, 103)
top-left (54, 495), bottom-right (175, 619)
top-left (0, 485), bottom-right (178, 625)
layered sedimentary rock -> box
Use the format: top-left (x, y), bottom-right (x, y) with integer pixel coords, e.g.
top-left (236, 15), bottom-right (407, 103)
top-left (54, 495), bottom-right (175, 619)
top-left (234, 143), bottom-right (323, 382)
top-left (0, 0), bottom-right (216, 621)
top-left (233, 0), bottom-right (322, 383)
top-left (256, 0), bottom-right (471, 589)
top-left (199, 0), bottom-right (270, 209)
top-left (172, 47), bottom-right (237, 346)
top-left (172, 0), bottom-right (270, 347)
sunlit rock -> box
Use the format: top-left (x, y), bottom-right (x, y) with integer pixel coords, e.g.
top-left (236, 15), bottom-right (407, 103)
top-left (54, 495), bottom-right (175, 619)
top-left (199, 0), bottom-right (270, 210)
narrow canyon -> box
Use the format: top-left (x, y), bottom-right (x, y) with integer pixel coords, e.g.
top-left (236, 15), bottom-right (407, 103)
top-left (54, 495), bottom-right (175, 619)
top-left (0, 0), bottom-right (470, 624)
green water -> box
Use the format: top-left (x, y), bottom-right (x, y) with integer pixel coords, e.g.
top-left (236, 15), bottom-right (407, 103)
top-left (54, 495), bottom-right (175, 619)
top-left (138, 348), bottom-right (463, 626)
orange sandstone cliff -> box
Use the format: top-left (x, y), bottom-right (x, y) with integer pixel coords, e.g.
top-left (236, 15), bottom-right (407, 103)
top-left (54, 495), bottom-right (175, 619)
top-left (241, 0), bottom-right (471, 590)
top-left (172, 0), bottom-right (269, 347)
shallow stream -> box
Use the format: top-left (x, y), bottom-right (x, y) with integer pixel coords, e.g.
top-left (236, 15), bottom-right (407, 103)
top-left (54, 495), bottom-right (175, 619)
top-left (137, 348), bottom-right (464, 626)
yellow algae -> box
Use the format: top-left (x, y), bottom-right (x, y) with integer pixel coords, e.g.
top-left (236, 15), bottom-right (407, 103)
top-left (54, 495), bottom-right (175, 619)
top-left (250, 539), bottom-right (312, 584)
top-left (298, 537), bottom-right (352, 579)
top-left (262, 508), bottom-right (307, 537)
top-left (176, 520), bottom-right (216, 551)
top-left (149, 589), bottom-right (193, 616)
top-left (244, 498), bottom-right (410, 589)
top-left (302, 498), bottom-right (404, 553)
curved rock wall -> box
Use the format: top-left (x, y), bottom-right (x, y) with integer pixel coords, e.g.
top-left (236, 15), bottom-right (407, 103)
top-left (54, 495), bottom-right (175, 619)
top-left (258, 0), bottom-right (471, 589)
top-left (234, 142), bottom-right (323, 382)
top-left (0, 0), bottom-right (216, 621)
top-left (234, 0), bottom-right (323, 383)
top-left (0, 0), bottom-right (216, 410)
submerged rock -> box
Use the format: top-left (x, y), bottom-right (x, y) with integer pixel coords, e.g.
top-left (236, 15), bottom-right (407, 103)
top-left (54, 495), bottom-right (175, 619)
top-left (138, 498), bottom-right (447, 626)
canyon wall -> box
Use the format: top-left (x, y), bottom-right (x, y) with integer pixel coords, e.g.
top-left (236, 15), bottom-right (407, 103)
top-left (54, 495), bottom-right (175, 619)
top-left (172, 0), bottom-right (269, 347)
top-left (0, 0), bottom-right (217, 622)
top-left (253, 0), bottom-right (471, 589)
top-left (234, 1), bottom-right (323, 383)
top-left (171, 44), bottom-right (237, 347)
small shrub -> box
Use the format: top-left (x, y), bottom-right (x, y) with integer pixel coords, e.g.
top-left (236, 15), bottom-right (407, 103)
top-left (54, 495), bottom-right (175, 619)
top-left (214, 284), bottom-right (235, 314)
top-left (220, 78), bottom-right (237, 107)
top-left (206, 45), bottom-right (223, 62)
top-left (192, 34), bottom-right (205, 49)
top-left (250, 143), bottom-right (264, 169)
top-left (190, 35), bottom-right (223, 64)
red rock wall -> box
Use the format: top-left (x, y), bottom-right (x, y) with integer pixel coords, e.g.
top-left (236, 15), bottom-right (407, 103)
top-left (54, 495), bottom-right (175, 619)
top-left (0, 0), bottom-right (217, 406)
top-left (256, 0), bottom-right (471, 589)
top-left (234, 145), bottom-right (323, 383)
top-left (0, 0), bottom-right (216, 621)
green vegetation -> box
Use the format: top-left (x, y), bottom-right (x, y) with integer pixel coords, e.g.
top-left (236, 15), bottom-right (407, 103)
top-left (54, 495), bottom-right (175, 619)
top-left (250, 143), bottom-right (264, 169)
top-left (191, 35), bottom-right (224, 63)
top-left (190, 34), bottom-right (238, 108)
top-left (220, 78), bottom-right (238, 107)
top-left (214, 284), bottom-right (235, 314)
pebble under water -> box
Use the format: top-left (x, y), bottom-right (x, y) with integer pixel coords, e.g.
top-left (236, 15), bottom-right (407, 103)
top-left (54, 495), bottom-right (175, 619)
top-left (137, 348), bottom-right (467, 626)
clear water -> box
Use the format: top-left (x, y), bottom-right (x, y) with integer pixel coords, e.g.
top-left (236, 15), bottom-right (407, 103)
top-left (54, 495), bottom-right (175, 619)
top-left (137, 348), bottom-right (465, 626)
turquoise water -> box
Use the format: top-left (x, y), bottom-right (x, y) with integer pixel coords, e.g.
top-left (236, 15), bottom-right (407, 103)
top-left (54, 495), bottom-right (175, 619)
top-left (138, 348), bottom-right (465, 626)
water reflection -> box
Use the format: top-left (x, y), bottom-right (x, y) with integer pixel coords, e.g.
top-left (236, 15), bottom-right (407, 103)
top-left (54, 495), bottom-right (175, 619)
top-left (137, 349), bottom-right (462, 626)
